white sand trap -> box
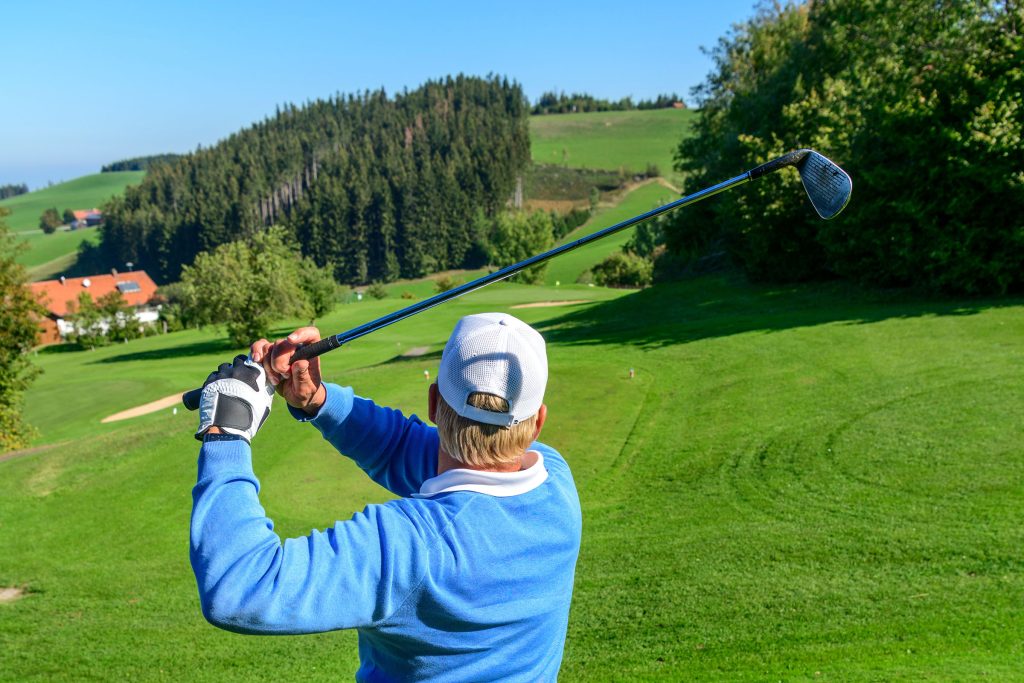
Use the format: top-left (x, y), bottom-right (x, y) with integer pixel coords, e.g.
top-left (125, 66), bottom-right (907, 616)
top-left (0, 587), bottom-right (25, 603)
top-left (102, 393), bottom-right (184, 423)
top-left (401, 346), bottom-right (430, 357)
top-left (510, 300), bottom-right (589, 309)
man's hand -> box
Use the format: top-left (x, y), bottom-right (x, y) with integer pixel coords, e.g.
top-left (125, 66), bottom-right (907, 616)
top-left (251, 326), bottom-right (326, 415)
top-left (196, 355), bottom-right (275, 442)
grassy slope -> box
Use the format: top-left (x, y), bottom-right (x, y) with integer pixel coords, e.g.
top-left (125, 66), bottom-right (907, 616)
top-left (0, 172), bottom-right (145, 272)
top-left (3, 277), bottom-right (1022, 681)
top-left (529, 109), bottom-right (695, 180)
top-left (544, 181), bottom-right (677, 285)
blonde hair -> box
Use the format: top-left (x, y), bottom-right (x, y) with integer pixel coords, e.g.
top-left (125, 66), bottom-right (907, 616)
top-left (434, 391), bottom-right (538, 468)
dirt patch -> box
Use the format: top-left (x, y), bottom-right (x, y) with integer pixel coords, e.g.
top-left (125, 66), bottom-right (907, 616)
top-left (0, 587), bottom-right (26, 604)
top-left (511, 300), bottom-right (590, 309)
top-left (0, 441), bottom-right (65, 464)
top-left (523, 199), bottom-right (588, 213)
top-left (101, 393), bottom-right (184, 423)
top-left (401, 346), bottom-right (430, 357)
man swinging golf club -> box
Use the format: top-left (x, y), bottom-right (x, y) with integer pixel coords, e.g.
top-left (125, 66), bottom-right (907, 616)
top-left (190, 313), bottom-right (582, 681)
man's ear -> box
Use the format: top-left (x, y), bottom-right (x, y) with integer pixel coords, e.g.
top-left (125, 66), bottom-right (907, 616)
top-left (532, 404), bottom-right (547, 441)
top-left (428, 383), bottom-right (439, 424)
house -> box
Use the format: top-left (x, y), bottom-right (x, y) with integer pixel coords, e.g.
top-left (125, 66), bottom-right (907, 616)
top-left (70, 208), bottom-right (103, 229)
top-left (29, 270), bottom-right (160, 345)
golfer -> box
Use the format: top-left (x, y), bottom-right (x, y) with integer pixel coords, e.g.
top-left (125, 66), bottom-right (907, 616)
top-left (190, 313), bottom-right (582, 681)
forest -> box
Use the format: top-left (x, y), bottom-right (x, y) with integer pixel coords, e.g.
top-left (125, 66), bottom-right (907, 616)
top-left (93, 75), bottom-right (531, 284)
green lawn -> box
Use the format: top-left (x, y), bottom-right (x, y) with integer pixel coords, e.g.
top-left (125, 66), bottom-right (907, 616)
top-left (0, 172), bottom-right (144, 273)
top-left (544, 181), bottom-right (678, 286)
top-left (530, 109), bottom-right (695, 180)
top-left (3, 275), bottom-right (1022, 680)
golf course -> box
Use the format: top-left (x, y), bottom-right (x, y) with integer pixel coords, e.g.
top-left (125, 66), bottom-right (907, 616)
top-left (3, 1), bottom-right (1023, 676)
top-left (3, 265), bottom-right (1022, 680)
top-left (5, 106), bottom-right (1024, 679)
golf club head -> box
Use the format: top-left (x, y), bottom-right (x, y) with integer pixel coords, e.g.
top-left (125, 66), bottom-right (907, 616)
top-left (797, 151), bottom-right (852, 219)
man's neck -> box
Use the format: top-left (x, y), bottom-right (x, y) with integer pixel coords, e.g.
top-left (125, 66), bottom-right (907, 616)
top-left (436, 448), bottom-right (537, 475)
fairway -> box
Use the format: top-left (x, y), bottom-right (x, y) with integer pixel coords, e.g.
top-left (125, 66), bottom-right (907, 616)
top-left (1, 172), bottom-right (144, 271)
top-left (3, 275), bottom-right (1022, 680)
top-left (530, 109), bottom-right (695, 180)
top-left (544, 180), bottom-right (678, 285)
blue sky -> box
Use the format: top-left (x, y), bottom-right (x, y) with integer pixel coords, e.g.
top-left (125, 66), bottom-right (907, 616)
top-left (2, 0), bottom-right (756, 189)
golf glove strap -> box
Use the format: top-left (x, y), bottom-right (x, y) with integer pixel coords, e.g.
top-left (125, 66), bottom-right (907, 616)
top-left (195, 355), bottom-right (274, 443)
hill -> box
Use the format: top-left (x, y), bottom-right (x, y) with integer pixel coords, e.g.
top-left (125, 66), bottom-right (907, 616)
top-left (100, 76), bottom-right (530, 283)
top-left (0, 172), bottom-right (145, 278)
top-left (0, 172), bottom-right (144, 234)
top-left (530, 108), bottom-right (695, 181)
top-left (3, 275), bottom-right (1021, 680)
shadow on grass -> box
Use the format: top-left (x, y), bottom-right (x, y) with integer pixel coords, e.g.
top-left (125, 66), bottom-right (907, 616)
top-left (537, 274), bottom-right (1023, 349)
top-left (90, 337), bottom-right (239, 364)
top-left (35, 343), bottom-right (83, 355)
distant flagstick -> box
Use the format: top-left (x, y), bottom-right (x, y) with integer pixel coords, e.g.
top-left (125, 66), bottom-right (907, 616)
top-left (183, 149), bottom-right (851, 410)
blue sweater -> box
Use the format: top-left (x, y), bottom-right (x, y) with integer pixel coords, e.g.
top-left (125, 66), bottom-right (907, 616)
top-left (190, 384), bottom-right (582, 682)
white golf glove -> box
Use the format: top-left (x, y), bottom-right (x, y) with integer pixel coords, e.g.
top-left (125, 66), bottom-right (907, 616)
top-left (195, 354), bottom-right (275, 443)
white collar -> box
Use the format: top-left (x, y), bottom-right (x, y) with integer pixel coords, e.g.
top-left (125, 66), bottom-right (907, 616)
top-left (415, 452), bottom-right (548, 498)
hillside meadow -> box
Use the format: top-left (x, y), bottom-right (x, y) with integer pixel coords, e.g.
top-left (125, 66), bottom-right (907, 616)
top-left (2, 275), bottom-right (1021, 681)
top-left (530, 109), bottom-right (695, 181)
top-left (0, 172), bottom-right (145, 276)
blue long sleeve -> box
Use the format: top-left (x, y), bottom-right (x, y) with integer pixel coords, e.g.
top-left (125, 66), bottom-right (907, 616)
top-left (289, 383), bottom-right (438, 496)
top-left (189, 438), bottom-right (430, 634)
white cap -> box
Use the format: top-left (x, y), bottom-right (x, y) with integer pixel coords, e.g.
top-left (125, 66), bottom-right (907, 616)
top-left (437, 313), bottom-right (548, 427)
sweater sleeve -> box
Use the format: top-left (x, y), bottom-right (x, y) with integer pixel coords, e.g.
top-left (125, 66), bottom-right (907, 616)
top-left (289, 383), bottom-right (438, 497)
top-left (190, 439), bottom-right (428, 635)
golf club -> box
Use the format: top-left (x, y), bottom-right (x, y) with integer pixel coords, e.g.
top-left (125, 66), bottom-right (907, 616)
top-left (183, 148), bottom-right (852, 411)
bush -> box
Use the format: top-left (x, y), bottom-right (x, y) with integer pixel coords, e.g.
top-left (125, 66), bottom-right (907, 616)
top-left (591, 251), bottom-right (653, 288)
top-left (434, 275), bottom-right (461, 293)
top-left (366, 282), bottom-right (388, 299)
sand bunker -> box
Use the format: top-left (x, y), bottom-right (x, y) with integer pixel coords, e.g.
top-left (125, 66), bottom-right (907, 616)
top-left (0, 587), bottom-right (25, 603)
top-left (510, 300), bottom-right (589, 309)
top-left (102, 393), bottom-right (184, 423)
top-left (401, 346), bottom-right (430, 357)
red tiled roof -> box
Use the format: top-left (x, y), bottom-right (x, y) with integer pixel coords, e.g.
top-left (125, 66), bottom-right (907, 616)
top-left (29, 270), bottom-right (159, 317)
top-left (71, 209), bottom-right (101, 221)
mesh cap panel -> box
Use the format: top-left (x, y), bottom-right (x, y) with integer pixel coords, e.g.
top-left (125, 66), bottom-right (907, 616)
top-left (437, 313), bottom-right (548, 427)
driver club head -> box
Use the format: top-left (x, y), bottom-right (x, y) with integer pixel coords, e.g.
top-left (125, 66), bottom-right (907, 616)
top-left (797, 151), bottom-right (852, 220)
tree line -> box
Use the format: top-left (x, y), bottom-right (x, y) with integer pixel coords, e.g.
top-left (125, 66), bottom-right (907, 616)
top-left (91, 75), bottom-right (531, 285)
top-left (0, 183), bottom-right (28, 200)
top-left (101, 154), bottom-right (182, 172)
top-left (531, 91), bottom-right (685, 115)
top-left (668, 0), bottom-right (1023, 294)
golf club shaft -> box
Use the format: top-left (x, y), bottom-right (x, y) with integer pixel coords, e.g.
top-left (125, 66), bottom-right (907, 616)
top-left (183, 150), bottom-right (814, 411)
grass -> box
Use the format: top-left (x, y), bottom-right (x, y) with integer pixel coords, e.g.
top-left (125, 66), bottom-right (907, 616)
top-left (544, 180), bottom-right (677, 286)
top-left (2, 274), bottom-right (1022, 680)
top-left (530, 109), bottom-right (695, 182)
top-left (0, 172), bottom-right (144, 272)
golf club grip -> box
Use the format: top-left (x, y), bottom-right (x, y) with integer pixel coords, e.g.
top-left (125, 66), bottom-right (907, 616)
top-left (181, 335), bottom-right (342, 411)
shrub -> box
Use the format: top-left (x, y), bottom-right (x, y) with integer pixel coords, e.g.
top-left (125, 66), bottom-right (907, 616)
top-left (591, 251), bottom-right (653, 288)
top-left (366, 282), bottom-right (388, 299)
top-left (435, 275), bottom-right (461, 293)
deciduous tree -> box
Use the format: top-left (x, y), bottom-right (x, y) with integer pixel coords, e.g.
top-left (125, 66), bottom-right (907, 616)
top-left (0, 208), bottom-right (44, 451)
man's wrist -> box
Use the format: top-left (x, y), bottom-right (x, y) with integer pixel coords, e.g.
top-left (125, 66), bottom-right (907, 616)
top-left (301, 384), bottom-right (327, 416)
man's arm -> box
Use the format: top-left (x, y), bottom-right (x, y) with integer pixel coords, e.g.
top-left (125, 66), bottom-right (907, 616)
top-left (190, 437), bottom-right (428, 634)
